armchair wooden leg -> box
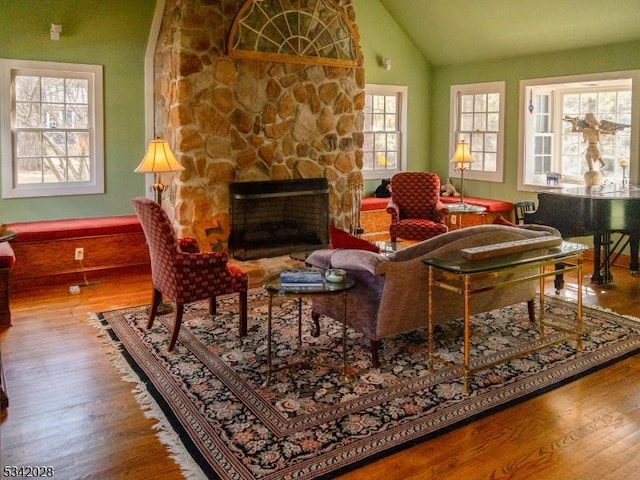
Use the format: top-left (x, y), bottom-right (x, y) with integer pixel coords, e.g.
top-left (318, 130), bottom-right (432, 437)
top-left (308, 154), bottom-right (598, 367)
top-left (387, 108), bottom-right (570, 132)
top-left (168, 303), bottom-right (185, 352)
top-left (209, 296), bottom-right (216, 316)
top-left (238, 289), bottom-right (248, 337)
top-left (310, 311), bottom-right (321, 337)
top-left (147, 288), bottom-right (162, 329)
top-left (370, 340), bottom-right (380, 368)
top-left (527, 299), bottom-right (535, 322)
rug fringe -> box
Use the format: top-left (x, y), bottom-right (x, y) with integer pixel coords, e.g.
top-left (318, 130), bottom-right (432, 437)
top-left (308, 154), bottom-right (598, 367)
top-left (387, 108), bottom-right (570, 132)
top-left (88, 312), bottom-right (207, 479)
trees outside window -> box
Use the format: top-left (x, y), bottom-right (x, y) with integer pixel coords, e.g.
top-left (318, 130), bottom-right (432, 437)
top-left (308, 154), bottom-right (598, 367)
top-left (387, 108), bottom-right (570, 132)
top-left (449, 82), bottom-right (505, 183)
top-left (1, 59), bottom-right (103, 198)
top-left (362, 84), bottom-right (407, 180)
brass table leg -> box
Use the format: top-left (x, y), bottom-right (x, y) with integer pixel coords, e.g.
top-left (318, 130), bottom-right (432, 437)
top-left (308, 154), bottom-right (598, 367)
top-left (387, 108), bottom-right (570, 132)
top-left (263, 292), bottom-right (273, 387)
top-left (539, 263), bottom-right (546, 337)
top-left (427, 266), bottom-right (434, 371)
top-left (342, 290), bottom-right (350, 381)
top-left (576, 254), bottom-right (584, 351)
top-left (297, 298), bottom-right (303, 357)
top-left (462, 274), bottom-right (471, 394)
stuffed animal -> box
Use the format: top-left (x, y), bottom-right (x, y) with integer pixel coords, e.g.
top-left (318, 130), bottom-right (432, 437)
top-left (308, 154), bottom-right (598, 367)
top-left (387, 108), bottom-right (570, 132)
top-left (374, 179), bottom-right (392, 198)
top-left (440, 178), bottom-right (460, 197)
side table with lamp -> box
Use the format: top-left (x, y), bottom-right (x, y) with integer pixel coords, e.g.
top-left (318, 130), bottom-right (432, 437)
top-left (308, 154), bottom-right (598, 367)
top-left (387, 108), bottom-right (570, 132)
top-left (450, 139), bottom-right (474, 209)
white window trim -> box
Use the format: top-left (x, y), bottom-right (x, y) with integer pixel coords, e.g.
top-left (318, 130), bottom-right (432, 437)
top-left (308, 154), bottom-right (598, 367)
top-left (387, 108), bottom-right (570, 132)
top-left (517, 70), bottom-right (640, 192)
top-left (362, 83), bottom-right (407, 180)
top-left (449, 81), bottom-right (505, 183)
top-left (0, 59), bottom-right (104, 198)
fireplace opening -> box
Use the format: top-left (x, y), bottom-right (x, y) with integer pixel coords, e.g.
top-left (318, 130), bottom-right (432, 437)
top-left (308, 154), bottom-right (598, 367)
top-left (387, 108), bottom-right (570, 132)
top-left (229, 178), bottom-right (329, 260)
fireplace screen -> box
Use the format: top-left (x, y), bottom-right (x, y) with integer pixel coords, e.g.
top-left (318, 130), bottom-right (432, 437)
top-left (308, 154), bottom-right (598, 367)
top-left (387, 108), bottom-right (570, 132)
top-left (229, 178), bottom-right (329, 260)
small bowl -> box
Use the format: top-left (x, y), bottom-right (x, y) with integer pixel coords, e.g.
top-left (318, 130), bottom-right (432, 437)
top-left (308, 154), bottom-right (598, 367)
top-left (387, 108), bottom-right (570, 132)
top-left (325, 268), bottom-right (346, 283)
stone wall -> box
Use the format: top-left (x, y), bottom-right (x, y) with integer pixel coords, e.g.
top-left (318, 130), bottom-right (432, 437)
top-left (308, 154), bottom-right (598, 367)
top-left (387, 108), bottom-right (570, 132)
top-left (154, 0), bottom-right (364, 252)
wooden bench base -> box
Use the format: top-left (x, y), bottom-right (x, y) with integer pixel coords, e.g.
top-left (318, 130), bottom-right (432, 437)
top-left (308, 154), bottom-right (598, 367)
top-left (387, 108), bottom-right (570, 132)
top-left (7, 216), bottom-right (150, 289)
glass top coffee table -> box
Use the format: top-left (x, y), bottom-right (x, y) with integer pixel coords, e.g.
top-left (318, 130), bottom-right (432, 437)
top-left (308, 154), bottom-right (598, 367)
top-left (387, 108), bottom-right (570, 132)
top-left (262, 269), bottom-right (355, 386)
top-left (424, 240), bottom-right (588, 393)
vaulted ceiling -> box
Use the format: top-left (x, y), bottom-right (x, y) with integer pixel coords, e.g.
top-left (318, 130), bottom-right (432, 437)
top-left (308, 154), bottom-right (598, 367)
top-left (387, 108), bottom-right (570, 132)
top-left (378, 0), bottom-right (640, 66)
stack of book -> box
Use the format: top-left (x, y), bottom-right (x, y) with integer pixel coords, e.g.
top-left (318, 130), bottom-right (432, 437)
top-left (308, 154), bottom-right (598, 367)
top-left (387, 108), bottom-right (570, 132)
top-left (279, 269), bottom-right (324, 288)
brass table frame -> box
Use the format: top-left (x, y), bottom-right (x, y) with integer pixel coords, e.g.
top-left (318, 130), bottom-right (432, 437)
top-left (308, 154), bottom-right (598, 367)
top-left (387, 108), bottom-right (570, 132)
top-left (425, 241), bottom-right (588, 393)
top-left (262, 272), bottom-right (355, 386)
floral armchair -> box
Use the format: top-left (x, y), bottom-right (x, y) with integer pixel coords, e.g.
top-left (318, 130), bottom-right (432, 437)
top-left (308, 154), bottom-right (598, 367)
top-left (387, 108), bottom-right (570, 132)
top-left (306, 224), bottom-right (562, 367)
top-left (133, 197), bottom-right (248, 351)
top-left (386, 172), bottom-right (449, 242)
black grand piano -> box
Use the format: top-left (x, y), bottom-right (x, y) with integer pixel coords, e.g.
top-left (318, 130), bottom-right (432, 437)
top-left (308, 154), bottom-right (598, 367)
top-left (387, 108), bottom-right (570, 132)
top-left (524, 184), bottom-right (640, 284)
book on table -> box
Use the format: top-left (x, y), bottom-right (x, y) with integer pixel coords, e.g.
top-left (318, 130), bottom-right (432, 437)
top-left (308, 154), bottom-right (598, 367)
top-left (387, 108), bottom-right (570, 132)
top-left (279, 269), bottom-right (324, 287)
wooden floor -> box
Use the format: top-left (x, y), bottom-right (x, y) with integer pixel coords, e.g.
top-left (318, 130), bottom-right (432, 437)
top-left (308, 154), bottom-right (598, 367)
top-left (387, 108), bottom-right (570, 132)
top-left (1, 260), bottom-right (639, 479)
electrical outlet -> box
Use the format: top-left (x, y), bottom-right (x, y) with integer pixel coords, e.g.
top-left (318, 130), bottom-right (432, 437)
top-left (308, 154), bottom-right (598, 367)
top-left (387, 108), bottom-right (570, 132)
top-left (75, 247), bottom-right (84, 261)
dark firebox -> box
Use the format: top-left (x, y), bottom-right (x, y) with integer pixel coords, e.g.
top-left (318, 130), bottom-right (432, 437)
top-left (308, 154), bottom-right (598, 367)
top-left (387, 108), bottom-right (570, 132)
top-left (229, 178), bottom-right (329, 260)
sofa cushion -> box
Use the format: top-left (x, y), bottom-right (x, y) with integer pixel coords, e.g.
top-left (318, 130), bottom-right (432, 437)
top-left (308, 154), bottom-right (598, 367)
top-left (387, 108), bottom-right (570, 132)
top-left (329, 225), bottom-right (380, 252)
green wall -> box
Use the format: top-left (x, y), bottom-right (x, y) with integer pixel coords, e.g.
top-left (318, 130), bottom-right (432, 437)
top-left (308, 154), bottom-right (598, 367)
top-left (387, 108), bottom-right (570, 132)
top-left (352, 0), bottom-right (432, 195)
top-left (5, 0), bottom-right (637, 220)
top-left (430, 40), bottom-right (640, 202)
top-left (0, 0), bottom-right (156, 222)
top-left (0, 0), bottom-right (430, 219)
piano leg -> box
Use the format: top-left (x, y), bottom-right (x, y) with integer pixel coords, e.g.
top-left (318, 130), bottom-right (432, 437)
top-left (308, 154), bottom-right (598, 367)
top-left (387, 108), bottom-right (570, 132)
top-left (554, 263), bottom-right (565, 294)
top-left (591, 233), bottom-right (614, 284)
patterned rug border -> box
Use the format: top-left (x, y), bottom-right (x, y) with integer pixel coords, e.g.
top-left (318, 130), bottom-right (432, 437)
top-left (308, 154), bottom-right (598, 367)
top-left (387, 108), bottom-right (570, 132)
top-left (91, 293), bottom-right (640, 480)
top-left (91, 311), bottom-right (210, 479)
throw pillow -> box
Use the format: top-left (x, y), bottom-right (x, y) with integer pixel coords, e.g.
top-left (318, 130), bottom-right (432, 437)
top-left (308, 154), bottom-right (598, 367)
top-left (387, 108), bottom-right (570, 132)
top-left (492, 214), bottom-right (515, 226)
top-left (329, 225), bottom-right (380, 252)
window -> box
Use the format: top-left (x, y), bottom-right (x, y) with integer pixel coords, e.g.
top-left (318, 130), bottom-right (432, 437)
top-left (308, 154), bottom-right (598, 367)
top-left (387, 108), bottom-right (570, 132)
top-left (519, 71), bottom-right (640, 190)
top-left (362, 84), bottom-right (407, 179)
top-left (0, 59), bottom-right (104, 198)
top-left (449, 82), bottom-right (505, 182)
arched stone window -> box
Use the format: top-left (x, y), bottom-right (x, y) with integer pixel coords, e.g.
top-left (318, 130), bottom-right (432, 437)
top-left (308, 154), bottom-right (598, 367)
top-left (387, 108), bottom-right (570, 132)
top-left (228, 0), bottom-right (362, 67)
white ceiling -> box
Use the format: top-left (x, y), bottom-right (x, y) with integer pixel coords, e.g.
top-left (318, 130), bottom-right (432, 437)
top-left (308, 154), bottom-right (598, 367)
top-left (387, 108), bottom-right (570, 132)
top-left (378, 0), bottom-right (640, 66)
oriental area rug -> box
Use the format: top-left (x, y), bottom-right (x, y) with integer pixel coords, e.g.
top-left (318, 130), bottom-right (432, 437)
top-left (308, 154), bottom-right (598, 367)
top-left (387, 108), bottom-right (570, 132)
top-left (93, 289), bottom-right (640, 480)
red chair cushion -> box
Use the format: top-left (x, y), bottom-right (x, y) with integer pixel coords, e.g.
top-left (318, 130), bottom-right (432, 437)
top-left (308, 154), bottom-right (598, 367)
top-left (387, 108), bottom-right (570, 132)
top-left (329, 225), bottom-right (380, 252)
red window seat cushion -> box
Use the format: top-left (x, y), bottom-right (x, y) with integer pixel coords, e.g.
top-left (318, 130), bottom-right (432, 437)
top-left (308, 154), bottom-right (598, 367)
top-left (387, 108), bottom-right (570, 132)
top-left (7, 215), bottom-right (142, 243)
top-left (361, 197), bottom-right (390, 211)
top-left (439, 196), bottom-right (513, 213)
top-left (361, 196), bottom-right (512, 214)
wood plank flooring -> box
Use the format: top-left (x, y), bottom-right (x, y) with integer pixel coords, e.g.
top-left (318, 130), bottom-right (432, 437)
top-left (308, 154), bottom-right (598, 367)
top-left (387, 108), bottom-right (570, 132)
top-left (0, 260), bottom-right (639, 479)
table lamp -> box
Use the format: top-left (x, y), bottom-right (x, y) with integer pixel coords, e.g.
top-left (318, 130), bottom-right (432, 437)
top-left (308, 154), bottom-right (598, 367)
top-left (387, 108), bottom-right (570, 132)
top-left (135, 138), bottom-right (184, 203)
top-left (450, 140), bottom-right (474, 208)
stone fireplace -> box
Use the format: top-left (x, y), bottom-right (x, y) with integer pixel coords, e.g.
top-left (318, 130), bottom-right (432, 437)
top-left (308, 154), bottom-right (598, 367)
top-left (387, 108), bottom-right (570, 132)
top-left (153, 0), bottom-right (364, 255)
top-left (229, 178), bottom-right (329, 260)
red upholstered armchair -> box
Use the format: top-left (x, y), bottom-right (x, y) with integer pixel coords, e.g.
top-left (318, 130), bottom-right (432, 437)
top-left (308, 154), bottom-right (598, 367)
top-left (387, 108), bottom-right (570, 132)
top-left (386, 172), bottom-right (449, 242)
top-left (133, 197), bottom-right (248, 351)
